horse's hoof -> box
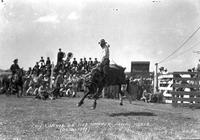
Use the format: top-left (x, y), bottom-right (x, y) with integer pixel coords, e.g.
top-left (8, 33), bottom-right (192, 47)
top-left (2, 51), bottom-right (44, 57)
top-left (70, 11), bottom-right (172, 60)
top-left (77, 102), bottom-right (83, 107)
top-left (120, 102), bottom-right (123, 106)
top-left (91, 107), bottom-right (95, 110)
top-left (91, 103), bottom-right (97, 110)
top-left (91, 105), bottom-right (96, 110)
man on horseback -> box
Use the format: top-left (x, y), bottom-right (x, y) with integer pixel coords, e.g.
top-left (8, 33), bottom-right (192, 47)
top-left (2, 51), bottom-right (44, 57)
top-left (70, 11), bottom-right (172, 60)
top-left (10, 59), bottom-right (20, 75)
top-left (99, 39), bottom-right (110, 84)
top-left (9, 59), bottom-right (23, 96)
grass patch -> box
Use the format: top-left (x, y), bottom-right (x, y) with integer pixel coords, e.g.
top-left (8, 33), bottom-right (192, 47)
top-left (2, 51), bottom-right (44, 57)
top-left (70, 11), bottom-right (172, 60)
top-left (0, 95), bottom-right (199, 139)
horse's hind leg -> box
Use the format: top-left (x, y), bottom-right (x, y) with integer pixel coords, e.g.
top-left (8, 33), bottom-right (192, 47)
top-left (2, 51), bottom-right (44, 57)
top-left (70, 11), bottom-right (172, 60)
top-left (119, 92), bottom-right (123, 106)
top-left (16, 86), bottom-right (20, 98)
top-left (92, 99), bottom-right (97, 110)
top-left (119, 85), bottom-right (123, 106)
top-left (91, 87), bottom-right (103, 109)
top-left (124, 90), bottom-right (132, 104)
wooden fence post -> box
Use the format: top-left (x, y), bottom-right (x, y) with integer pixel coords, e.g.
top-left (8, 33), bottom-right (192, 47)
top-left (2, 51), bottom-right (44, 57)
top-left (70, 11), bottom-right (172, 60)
top-left (172, 72), bottom-right (175, 107)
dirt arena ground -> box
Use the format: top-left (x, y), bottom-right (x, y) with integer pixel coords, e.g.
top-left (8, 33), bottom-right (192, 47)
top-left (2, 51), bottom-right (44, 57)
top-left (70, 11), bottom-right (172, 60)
top-left (0, 94), bottom-right (200, 140)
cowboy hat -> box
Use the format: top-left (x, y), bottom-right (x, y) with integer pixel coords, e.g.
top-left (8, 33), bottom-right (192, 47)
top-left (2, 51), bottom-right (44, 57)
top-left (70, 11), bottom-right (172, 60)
top-left (13, 59), bottom-right (18, 62)
top-left (98, 39), bottom-right (107, 45)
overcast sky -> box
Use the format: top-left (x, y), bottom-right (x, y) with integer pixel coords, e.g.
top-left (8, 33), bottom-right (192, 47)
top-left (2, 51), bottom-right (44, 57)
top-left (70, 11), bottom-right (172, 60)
top-left (0, 0), bottom-right (200, 72)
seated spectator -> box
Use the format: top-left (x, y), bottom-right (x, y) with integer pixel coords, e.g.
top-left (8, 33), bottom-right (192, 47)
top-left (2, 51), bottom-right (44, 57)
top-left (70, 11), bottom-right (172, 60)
top-left (93, 58), bottom-right (99, 66)
top-left (66, 83), bottom-right (74, 97)
top-left (46, 57), bottom-right (51, 66)
top-left (35, 83), bottom-right (49, 100)
top-left (141, 89), bottom-right (152, 103)
top-left (65, 76), bottom-right (77, 97)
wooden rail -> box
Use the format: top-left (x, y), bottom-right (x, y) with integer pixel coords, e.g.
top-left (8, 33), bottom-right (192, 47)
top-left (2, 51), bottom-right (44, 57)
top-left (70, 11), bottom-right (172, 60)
top-left (172, 72), bottom-right (200, 108)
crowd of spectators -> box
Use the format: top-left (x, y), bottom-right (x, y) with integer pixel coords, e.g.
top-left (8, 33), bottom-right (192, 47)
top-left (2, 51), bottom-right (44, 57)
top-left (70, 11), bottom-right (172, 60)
top-left (23, 48), bottom-right (100, 99)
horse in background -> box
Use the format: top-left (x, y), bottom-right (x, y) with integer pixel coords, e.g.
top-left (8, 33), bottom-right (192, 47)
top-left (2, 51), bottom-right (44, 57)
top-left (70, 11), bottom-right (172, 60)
top-left (10, 68), bottom-right (24, 97)
top-left (0, 74), bottom-right (12, 95)
top-left (78, 64), bottom-right (132, 109)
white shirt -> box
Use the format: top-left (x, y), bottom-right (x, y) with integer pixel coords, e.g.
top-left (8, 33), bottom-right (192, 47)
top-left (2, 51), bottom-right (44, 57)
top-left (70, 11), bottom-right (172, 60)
top-left (101, 45), bottom-right (110, 61)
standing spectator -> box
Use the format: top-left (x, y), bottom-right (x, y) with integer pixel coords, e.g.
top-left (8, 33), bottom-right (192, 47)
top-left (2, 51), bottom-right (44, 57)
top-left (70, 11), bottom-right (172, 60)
top-left (57, 48), bottom-right (66, 66)
top-left (40, 63), bottom-right (46, 75)
top-left (46, 57), bottom-right (51, 66)
top-left (46, 64), bottom-right (52, 77)
top-left (72, 58), bottom-right (78, 68)
top-left (88, 57), bottom-right (93, 71)
top-left (27, 67), bottom-right (32, 76)
top-left (83, 57), bottom-right (88, 71)
top-left (197, 59), bottom-right (200, 72)
top-left (33, 62), bottom-right (40, 76)
top-left (39, 57), bottom-right (45, 66)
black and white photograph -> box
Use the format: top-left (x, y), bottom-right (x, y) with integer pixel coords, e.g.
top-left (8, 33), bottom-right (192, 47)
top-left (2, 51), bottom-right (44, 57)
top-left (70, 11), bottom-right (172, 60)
top-left (0, 0), bottom-right (200, 139)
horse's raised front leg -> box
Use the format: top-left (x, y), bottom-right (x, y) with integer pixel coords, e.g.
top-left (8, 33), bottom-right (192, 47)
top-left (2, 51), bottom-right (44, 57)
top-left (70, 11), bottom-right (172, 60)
top-left (77, 91), bottom-right (90, 107)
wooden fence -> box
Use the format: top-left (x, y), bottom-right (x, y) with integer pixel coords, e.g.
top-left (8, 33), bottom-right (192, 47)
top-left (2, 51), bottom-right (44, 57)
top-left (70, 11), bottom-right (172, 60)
top-left (172, 71), bottom-right (200, 108)
top-left (158, 74), bottom-right (173, 103)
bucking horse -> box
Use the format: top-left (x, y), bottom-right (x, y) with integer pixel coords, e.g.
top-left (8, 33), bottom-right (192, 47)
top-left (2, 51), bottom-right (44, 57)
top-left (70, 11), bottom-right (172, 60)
top-left (77, 64), bottom-right (132, 109)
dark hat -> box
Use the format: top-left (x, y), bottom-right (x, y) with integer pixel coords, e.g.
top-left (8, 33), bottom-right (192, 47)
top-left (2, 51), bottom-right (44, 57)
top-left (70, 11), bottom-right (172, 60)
top-left (99, 39), bottom-right (107, 45)
top-left (13, 59), bottom-right (18, 62)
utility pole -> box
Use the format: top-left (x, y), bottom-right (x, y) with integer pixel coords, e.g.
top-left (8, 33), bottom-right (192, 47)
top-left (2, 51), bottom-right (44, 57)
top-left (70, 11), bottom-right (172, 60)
top-left (154, 63), bottom-right (158, 93)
